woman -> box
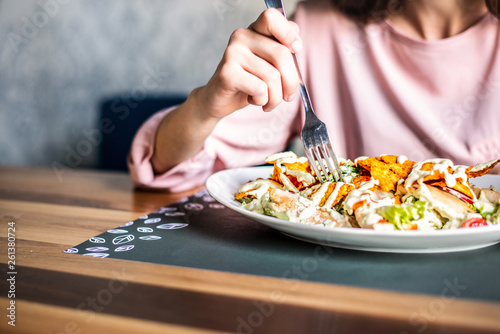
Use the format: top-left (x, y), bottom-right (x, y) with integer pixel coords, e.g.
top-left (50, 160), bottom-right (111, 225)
top-left (128, 0), bottom-right (500, 192)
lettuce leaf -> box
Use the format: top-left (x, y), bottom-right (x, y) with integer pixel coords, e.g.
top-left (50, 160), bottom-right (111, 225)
top-left (377, 200), bottom-right (427, 230)
top-left (340, 162), bottom-right (360, 176)
top-left (263, 207), bottom-right (289, 221)
top-left (474, 199), bottom-right (500, 224)
top-left (474, 198), bottom-right (500, 219)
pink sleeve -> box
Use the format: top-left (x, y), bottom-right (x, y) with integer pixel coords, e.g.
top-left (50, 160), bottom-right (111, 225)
top-left (128, 101), bottom-right (301, 192)
top-left (127, 107), bottom-right (218, 192)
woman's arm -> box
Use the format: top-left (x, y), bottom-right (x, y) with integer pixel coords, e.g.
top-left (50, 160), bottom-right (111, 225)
top-left (150, 9), bottom-right (303, 174)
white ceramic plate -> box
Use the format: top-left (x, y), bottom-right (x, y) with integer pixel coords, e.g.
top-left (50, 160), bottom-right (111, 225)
top-left (206, 166), bottom-right (500, 253)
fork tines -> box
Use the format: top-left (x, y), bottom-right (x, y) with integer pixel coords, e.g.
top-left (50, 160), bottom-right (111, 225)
top-left (305, 142), bottom-right (344, 183)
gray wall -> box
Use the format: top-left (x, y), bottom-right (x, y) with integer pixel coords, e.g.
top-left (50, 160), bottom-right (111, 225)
top-left (0, 0), bottom-right (299, 169)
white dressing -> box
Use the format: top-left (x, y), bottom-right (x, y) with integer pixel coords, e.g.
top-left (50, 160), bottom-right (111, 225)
top-left (236, 153), bottom-right (499, 231)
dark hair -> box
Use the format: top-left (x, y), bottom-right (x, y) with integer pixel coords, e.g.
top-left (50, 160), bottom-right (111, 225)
top-left (330, 0), bottom-right (500, 23)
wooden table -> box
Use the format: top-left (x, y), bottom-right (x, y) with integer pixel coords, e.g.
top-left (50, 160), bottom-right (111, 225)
top-left (1, 166), bottom-right (499, 334)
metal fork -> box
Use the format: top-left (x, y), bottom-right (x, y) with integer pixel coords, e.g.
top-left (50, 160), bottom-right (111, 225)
top-left (264, 0), bottom-right (344, 183)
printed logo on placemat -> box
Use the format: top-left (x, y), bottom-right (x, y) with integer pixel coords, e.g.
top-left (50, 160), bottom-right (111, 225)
top-left (107, 229), bottom-right (129, 234)
top-left (64, 189), bottom-right (220, 260)
top-left (112, 234), bottom-right (135, 245)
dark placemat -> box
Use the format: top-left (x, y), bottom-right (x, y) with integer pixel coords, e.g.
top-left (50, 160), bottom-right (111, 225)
top-left (65, 189), bottom-right (500, 303)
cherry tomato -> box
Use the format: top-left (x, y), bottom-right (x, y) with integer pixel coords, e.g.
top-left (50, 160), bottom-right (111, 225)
top-left (461, 218), bottom-right (488, 228)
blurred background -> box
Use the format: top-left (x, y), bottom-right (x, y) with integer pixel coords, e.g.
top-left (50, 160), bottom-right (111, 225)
top-left (0, 0), bottom-right (299, 172)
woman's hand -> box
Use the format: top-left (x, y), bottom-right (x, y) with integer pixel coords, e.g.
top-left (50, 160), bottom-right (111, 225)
top-left (197, 8), bottom-right (302, 118)
top-left (151, 9), bottom-right (302, 174)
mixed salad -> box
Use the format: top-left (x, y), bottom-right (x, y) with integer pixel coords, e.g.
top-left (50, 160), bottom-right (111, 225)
top-left (235, 152), bottom-right (500, 231)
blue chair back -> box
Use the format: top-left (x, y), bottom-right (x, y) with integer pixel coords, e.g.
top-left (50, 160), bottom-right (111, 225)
top-left (98, 95), bottom-right (186, 170)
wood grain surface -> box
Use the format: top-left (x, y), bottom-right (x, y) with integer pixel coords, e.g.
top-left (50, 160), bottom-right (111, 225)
top-left (0, 166), bottom-right (499, 334)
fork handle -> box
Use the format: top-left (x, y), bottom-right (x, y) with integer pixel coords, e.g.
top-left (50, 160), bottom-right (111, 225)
top-left (295, 59), bottom-right (314, 116)
top-left (265, 0), bottom-right (316, 116)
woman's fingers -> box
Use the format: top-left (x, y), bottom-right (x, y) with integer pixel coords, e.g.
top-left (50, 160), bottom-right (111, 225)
top-left (243, 31), bottom-right (299, 105)
top-left (250, 8), bottom-right (303, 53)
top-left (243, 56), bottom-right (284, 111)
top-left (217, 51), bottom-right (278, 110)
top-left (227, 25), bottom-right (300, 110)
top-left (205, 8), bottom-right (302, 116)
top-left (206, 53), bottom-right (269, 118)
top-left (248, 9), bottom-right (301, 106)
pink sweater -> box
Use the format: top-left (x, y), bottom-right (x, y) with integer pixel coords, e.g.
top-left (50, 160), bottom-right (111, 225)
top-left (128, 0), bottom-right (500, 192)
